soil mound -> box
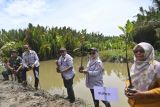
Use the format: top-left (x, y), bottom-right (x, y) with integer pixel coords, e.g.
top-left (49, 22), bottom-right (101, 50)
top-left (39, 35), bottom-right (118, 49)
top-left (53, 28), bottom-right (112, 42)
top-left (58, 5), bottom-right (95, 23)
top-left (0, 80), bottom-right (86, 107)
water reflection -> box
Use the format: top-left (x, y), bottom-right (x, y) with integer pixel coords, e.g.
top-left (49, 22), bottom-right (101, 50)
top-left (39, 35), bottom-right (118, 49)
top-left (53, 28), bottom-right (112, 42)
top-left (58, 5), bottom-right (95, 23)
top-left (27, 57), bottom-right (130, 107)
top-left (103, 62), bottom-right (130, 81)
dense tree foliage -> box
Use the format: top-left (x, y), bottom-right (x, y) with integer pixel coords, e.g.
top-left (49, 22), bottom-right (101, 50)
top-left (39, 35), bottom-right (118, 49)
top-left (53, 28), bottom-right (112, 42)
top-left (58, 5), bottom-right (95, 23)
top-left (132, 0), bottom-right (160, 49)
top-left (0, 24), bottom-right (127, 60)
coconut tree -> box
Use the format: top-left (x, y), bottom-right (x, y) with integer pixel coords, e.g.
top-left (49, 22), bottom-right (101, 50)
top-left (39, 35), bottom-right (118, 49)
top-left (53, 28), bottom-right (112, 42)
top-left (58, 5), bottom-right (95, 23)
top-left (153, 0), bottom-right (160, 10)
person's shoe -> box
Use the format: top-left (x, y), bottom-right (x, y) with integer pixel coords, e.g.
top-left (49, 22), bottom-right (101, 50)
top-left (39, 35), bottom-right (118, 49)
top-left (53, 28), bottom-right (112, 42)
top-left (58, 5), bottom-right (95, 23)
top-left (35, 87), bottom-right (38, 90)
top-left (69, 99), bottom-right (75, 103)
top-left (22, 81), bottom-right (27, 87)
top-left (105, 102), bottom-right (111, 107)
top-left (2, 78), bottom-right (9, 81)
top-left (64, 96), bottom-right (70, 100)
top-left (18, 80), bottom-right (22, 83)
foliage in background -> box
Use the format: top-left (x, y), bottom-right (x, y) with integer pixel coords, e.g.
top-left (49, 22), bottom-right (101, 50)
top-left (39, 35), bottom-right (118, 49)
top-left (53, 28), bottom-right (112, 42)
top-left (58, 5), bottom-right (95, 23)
top-left (132, 0), bottom-right (160, 49)
top-left (0, 0), bottom-right (159, 62)
top-left (99, 49), bottom-right (133, 62)
top-left (0, 24), bottom-right (129, 61)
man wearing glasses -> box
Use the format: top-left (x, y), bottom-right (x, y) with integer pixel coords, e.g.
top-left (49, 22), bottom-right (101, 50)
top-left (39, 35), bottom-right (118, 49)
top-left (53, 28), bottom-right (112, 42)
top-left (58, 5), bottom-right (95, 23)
top-left (56, 47), bottom-right (75, 103)
top-left (22, 44), bottom-right (40, 90)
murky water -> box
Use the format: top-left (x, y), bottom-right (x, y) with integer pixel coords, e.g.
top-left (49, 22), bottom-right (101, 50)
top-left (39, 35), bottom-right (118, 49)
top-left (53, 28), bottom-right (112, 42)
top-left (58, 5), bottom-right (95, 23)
top-left (27, 57), bottom-right (130, 107)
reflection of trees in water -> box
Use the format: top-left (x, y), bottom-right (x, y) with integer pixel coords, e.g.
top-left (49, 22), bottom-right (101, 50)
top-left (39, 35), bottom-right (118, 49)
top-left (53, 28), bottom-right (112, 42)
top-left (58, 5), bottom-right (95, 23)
top-left (104, 62), bottom-right (130, 81)
top-left (112, 69), bottom-right (127, 81)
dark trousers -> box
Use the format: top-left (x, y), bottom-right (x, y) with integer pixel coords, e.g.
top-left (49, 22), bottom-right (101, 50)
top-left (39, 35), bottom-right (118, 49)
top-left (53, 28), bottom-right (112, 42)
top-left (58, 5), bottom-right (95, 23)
top-left (22, 67), bottom-right (39, 88)
top-left (62, 75), bottom-right (75, 102)
top-left (90, 89), bottom-right (111, 107)
top-left (15, 70), bottom-right (22, 83)
top-left (2, 70), bottom-right (12, 80)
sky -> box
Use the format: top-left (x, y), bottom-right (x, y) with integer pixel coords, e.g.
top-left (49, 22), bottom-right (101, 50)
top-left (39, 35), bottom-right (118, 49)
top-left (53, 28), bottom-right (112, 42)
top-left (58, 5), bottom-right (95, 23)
top-left (0, 0), bottom-right (153, 36)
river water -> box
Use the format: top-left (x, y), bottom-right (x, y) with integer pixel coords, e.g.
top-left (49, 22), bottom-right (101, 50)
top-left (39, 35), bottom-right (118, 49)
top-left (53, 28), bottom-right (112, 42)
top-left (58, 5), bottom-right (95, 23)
top-left (27, 57), bottom-right (130, 107)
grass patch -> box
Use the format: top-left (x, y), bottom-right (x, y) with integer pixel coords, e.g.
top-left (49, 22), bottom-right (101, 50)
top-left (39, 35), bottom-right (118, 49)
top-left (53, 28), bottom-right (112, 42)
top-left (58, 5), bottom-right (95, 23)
top-left (99, 49), bottom-right (133, 62)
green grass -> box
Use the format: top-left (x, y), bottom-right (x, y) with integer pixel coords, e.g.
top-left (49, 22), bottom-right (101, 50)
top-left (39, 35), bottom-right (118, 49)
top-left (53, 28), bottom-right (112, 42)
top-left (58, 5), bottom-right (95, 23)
top-left (99, 49), bottom-right (160, 62)
top-left (99, 49), bottom-right (133, 62)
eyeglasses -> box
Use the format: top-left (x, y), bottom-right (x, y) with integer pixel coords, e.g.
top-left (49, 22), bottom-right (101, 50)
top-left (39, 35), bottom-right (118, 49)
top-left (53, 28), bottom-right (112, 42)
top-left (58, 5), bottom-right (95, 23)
top-left (24, 48), bottom-right (28, 50)
top-left (89, 52), bottom-right (96, 55)
top-left (133, 49), bottom-right (145, 53)
top-left (60, 51), bottom-right (65, 53)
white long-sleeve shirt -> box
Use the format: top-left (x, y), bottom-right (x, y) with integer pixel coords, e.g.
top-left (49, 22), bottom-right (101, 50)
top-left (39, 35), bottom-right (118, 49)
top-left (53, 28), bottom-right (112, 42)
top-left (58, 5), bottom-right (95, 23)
top-left (57, 54), bottom-right (75, 80)
top-left (86, 58), bottom-right (104, 89)
top-left (22, 50), bottom-right (40, 67)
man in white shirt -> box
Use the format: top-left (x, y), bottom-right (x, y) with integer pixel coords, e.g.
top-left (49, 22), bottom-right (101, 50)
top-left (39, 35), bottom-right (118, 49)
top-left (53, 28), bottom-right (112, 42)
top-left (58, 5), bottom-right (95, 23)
top-left (22, 44), bottom-right (40, 90)
top-left (56, 47), bottom-right (75, 103)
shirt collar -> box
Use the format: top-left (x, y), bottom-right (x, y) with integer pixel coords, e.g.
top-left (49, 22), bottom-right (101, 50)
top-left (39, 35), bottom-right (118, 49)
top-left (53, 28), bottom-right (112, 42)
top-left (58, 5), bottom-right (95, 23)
top-left (25, 50), bottom-right (32, 54)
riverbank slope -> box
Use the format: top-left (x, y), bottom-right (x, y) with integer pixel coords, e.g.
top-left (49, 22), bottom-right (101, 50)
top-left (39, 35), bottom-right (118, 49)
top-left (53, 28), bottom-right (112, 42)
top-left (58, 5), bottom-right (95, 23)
top-left (0, 79), bottom-right (86, 107)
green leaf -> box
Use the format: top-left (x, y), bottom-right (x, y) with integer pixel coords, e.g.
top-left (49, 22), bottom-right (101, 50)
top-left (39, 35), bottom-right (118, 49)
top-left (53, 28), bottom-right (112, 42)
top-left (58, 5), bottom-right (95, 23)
top-left (126, 20), bottom-right (133, 33)
top-left (118, 26), bottom-right (125, 33)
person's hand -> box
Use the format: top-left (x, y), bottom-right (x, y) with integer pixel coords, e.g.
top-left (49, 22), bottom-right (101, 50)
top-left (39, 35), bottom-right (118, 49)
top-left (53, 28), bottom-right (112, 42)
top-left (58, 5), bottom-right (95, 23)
top-left (31, 64), bottom-right (35, 68)
top-left (55, 60), bottom-right (59, 66)
top-left (125, 88), bottom-right (145, 99)
top-left (79, 69), bottom-right (88, 74)
top-left (26, 66), bottom-right (31, 71)
top-left (15, 69), bottom-right (20, 74)
top-left (13, 69), bottom-right (17, 74)
top-left (79, 69), bottom-right (83, 73)
top-left (125, 87), bottom-right (136, 97)
top-left (79, 66), bottom-right (84, 73)
top-left (10, 68), bottom-right (14, 72)
top-left (82, 70), bottom-right (88, 74)
top-left (56, 67), bottom-right (60, 73)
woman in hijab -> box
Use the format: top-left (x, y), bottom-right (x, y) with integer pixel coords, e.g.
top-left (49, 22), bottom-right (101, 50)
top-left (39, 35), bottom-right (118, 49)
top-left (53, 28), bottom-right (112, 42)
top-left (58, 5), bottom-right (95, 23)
top-left (79, 48), bottom-right (111, 107)
top-left (125, 42), bottom-right (160, 107)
